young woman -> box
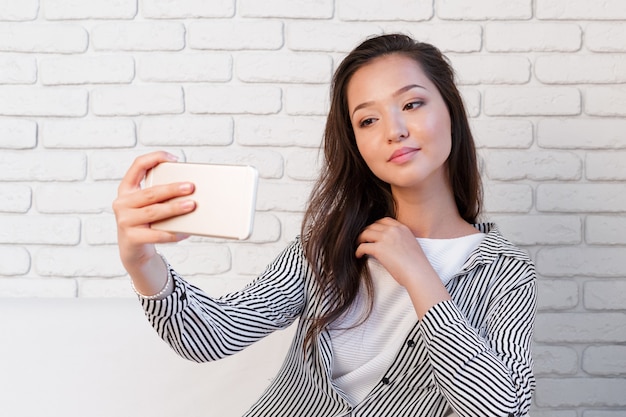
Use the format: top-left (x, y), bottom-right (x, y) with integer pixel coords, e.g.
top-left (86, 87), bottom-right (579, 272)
top-left (113, 34), bottom-right (536, 417)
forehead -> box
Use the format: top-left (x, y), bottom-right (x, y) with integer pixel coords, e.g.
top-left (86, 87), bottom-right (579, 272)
top-left (346, 54), bottom-right (435, 107)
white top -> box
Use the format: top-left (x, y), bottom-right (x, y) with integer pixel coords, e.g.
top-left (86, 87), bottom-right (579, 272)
top-left (329, 232), bottom-right (486, 405)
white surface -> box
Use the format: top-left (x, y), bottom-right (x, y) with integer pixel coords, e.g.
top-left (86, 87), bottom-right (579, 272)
top-left (0, 298), bottom-right (294, 417)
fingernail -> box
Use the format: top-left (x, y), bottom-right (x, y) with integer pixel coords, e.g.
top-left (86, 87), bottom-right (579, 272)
top-left (180, 200), bottom-right (195, 210)
top-left (179, 182), bottom-right (193, 192)
top-left (165, 153), bottom-right (179, 161)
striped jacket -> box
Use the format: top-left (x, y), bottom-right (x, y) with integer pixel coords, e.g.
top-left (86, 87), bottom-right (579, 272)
top-left (141, 223), bottom-right (536, 416)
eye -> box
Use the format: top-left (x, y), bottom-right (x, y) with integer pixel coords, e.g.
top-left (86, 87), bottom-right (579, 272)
top-left (403, 100), bottom-right (424, 111)
top-left (359, 117), bottom-right (376, 128)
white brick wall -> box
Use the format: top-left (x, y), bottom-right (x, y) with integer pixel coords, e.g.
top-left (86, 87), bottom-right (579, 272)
top-left (1, 1), bottom-right (625, 415)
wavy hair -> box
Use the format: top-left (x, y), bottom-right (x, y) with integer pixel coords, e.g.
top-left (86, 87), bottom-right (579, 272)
top-left (301, 33), bottom-right (482, 347)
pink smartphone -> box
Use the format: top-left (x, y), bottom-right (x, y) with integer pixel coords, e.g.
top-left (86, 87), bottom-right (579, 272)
top-left (145, 162), bottom-right (258, 240)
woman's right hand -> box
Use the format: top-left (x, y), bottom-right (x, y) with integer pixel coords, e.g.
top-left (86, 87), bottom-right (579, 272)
top-left (112, 151), bottom-right (196, 276)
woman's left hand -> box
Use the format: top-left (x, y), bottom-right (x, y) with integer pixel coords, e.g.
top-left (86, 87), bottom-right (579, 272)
top-left (355, 217), bottom-right (429, 288)
top-left (356, 217), bottom-right (451, 317)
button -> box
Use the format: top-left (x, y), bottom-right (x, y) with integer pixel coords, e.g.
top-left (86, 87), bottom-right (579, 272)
top-left (406, 340), bottom-right (416, 347)
top-left (381, 377), bottom-right (390, 385)
top-left (179, 292), bottom-right (187, 301)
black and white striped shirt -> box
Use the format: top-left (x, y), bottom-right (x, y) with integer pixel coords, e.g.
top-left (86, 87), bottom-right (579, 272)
top-left (141, 223), bottom-right (536, 417)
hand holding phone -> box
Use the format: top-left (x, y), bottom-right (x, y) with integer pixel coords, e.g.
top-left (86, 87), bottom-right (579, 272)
top-left (145, 162), bottom-right (258, 240)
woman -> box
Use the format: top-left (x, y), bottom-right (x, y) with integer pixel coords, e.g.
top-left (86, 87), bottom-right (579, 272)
top-left (113, 34), bottom-right (536, 417)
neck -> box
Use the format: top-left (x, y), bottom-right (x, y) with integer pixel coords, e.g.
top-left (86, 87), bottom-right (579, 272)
top-left (392, 184), bottom-right (477, 239)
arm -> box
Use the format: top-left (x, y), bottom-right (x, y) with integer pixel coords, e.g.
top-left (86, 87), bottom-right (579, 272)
top-left (356, 218), bottom-right (536, 416)
top-left (420, 269), bottom-right (536, 417)
top-left (140, 239), bottom-right (306, 362)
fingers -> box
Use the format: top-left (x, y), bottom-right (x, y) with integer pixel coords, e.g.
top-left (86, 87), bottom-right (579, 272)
top-left (118, 151), bottom-right (178, 196)
top-left (115, 197), bottom-right (196, 231)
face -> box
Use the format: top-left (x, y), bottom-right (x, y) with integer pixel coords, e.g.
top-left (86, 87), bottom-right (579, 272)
top-left (347, 53), bottom-right (453, 195)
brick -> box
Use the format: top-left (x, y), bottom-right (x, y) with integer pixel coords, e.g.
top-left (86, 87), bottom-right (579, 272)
top-left (256, 181), bottom-right (312, 212)
top-left (185, 148), bottom-right (284, 180)
top-left (0, 0), bottom-right (39, 21)
top-left (586, 23), bottom-right (626, 52)
top-left (484, 87), bottom-right (580, 116)
top-left (278, 212), bottom-right (305, 243)
top-left (188, 20), bottom-right (283, 51)
top-left (470, 119), bottom-right (533, 149)
top-left (583, 345), bottom-right (626, 375)
top-left (35, 246), bottom-right (126, 277)
top-left (485, 23), bottom-right (581, 52)
top-left (285, 149), bottom-right (322, 181)
top-left (44, 0), bottom-right (137, 19)
top-left (0, 87), bottom-right (87, 117)
top-left (42, 119), bottom-right (136, 149)
top-left (284, 85), bottom-right (330, 116)
top-left (92, 85), bottom-right (184, 116)
top-left (237, 53), bottom-right (332, 84)
top-left (0, 23), bottom-right (88, 53)
top-left (156, 244), bottom-right (230, 276)
top-left (535, 313), bottom-right (626, 343)
top-left (84, 215), bottom-right (117, 245)
top-left (535, 378), bottom-right (626, 407)
top-left (0, 278), bottom-right (76, 297)
top-left (0, 119), bottom-right (37, 149)
top-left (232, 243), bottom-right (285, 275)
top-left (338, 0), bottom-right (433, 21)
top-left (536, 247), bottom-right (626, 277)
top-left (490, 215), bottom-right (581, 245)
top-left (0, 215), bottom-right (80, 245)
top-left (40, 55), bottom-right (134, 86)
top-left (586, 215), bottom-right (626, 245)
top-left (380, 23), bottom-right (483, 53)
top-left (236, 116), bottom-right (325, 148)
top-left (448, 55), bottom-right (530, 85)
top-left (482, 183), bottom-right (532, 213)
top-left (536, 55), bottom-right (626, 84)
top-left (139, 116), bottom-right (232, 147)
top-left (287, 22), bottom-right (382, 53)
top-left (586, 152), bottom-right (626, 180)
top-left (0, 151), bottom-right (86, 181)
top-left (92, 22), bottom-right (185, 51)
top-left (536, 0), bottom-right (626, 20)
top-left (0, 184), bottom-right (31, 213)
top-left (533, 345), bottom-right (578, 375)
top-left (584, 280), bottom-right (626, 310)
top-left (138, 53), bottom-right (231, 83)
top-left (0, 54), bottom-right (36, 84)
top-left (586, 86), bottom-right (626, 116)
top-left (537, 184), bottom-right (626, 213)
top-left (187, 86), bottom-right (281, 115)
top-left (537, 119), bottom-right (626, 149)
top-left (459, 88), bottom-right (481, 117)
top-left (142, 0), bottom-right (234, 18)
top-left (0, 247), bottom-right (30, 275)
top-left (240, 0), bottom-right (333, 18)
top-left (36, 182), bottom-right (117, 214)
top-left (246, 213), bottom-right (281, 243)
top-left (438, 0), bottom-right (531, 20)
top-left (537, 278), bottom-right (579, 310)
top-left (483, 150), bottom-right (581, 181)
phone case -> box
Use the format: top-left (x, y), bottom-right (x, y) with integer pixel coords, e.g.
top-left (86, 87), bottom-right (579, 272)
top-left (145, 162), bottom-right (258, 240)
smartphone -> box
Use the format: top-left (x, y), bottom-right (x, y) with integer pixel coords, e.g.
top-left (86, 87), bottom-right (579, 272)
top-left (145, 162), bottom-right (258, 240)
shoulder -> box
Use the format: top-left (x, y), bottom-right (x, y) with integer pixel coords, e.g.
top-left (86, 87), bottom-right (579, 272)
top-left (473, 222), bottom-right (536, 285)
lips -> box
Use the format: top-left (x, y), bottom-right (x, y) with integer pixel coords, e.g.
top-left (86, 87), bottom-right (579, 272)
top-left (388, 147), bottom-right (420, 162)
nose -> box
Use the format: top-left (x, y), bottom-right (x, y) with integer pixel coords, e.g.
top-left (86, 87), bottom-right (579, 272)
top-left (385, 110), bottom-right (409, 143)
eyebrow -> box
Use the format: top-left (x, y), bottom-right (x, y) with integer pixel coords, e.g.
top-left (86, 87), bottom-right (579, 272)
top-left (351, 84), bottom-right (427, 118)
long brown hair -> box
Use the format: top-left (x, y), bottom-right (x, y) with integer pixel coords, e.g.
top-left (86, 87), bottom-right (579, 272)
top-left (301, 33), bottom-right (482, 347)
